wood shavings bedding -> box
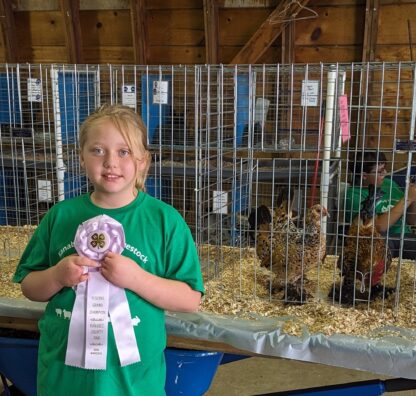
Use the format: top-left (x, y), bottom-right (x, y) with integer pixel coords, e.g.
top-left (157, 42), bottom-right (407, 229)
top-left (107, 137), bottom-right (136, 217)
top-left (0, 226), bottom-right (35, 299)
top-left (199, 244), bottom-right (416, 337)
top-left (2, 227), bottom-right (416, 339)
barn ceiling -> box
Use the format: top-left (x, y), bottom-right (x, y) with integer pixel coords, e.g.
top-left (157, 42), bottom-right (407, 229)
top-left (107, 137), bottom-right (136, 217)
top-left (0, 0), bottom-right (414, 65)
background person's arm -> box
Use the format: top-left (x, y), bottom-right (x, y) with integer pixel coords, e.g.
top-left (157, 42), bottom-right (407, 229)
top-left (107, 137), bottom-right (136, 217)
top-left (374, 184), bottom-right (416, 232)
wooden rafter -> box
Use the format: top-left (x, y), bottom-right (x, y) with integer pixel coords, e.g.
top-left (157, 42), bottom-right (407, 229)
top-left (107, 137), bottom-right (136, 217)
top-left (362, 0), bottom-right (379, 62)
top-left (60, 0), bottom-right (84, 63)
top-left (203, 0), bottom-right (219, 64)
top-left (231, 0), bottom-right (311, 65)
top-left (281, 23), bottom-right (294, 64)
top-left (0, 0), bottom-right (17, 63)
top-left (130, 0), bottom-right (147, 65)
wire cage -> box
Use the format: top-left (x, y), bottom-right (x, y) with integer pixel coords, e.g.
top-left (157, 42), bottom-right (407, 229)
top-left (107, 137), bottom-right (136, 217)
top-left (0, 62), bottom-right (416, 322)
top-left (195, 63), bottom-right (416, 318)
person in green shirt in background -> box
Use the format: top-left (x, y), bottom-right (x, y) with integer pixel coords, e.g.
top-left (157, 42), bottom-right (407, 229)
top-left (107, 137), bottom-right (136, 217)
top-left (345, 150), bottom-right (416, 259)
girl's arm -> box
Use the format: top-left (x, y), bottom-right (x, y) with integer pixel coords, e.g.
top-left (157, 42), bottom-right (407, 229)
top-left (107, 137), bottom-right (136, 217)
top-left (101, 252), bottom-right (202, 312)
top-left (21, 267), bottom-right (65, 302)
top-left (374, 198), bottom-right (409, 232)
top-left (127, 269), bottom-right (202, 312)
top-left (407, 201), bottom-right (416, 225)
top-left (21, 255), bottom-right (98, 302)
top-left (407, 184), bottom-right (416, 225)
top-left (374, 184), bottom-right (416, 232)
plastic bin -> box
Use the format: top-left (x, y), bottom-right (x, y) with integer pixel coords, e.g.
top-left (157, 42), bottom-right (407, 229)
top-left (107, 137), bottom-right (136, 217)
top-left (64, 169), bottom-right (89, 199)
top-left (145, 176), bottom-right (171, 203)
top-left (0, 72), bottom-right (21, 125)
top-left (141, 74), bottom-right (172, 145)
top-left (0, 337), bottom-right (222, 396)
top-left (57, 71), bottom-right (97, 145)
top-left (165, 348), bottom-right (223, 396)
top-left (0, 167), bottom-right (29, 226)
top-left (0, 337), bottom-right (38, 396)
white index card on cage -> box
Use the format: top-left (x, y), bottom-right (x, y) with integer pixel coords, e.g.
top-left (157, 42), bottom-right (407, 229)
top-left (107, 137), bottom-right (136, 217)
top-left (27, 78), bottom-right (42, 102)
top-left (213, 190), bottom-right (228, 214)
top-left (254, 98), bottom-right (270, 123)
top-left (37, 180), bottom-right (52, 202)
top-left (301, 80), bottom-right (319, 107)
top-left (153, 81), bottom-right (169, 104)
top-left (122, 85), bottom-right (136, 109)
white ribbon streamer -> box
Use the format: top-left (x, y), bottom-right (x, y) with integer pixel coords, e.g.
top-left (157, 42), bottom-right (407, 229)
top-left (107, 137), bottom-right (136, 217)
top-left (109, 284), bottom-right (141, 366)
top-left (85, 271), bottom-right (110, 369)
top-left (65, 279), bottom-right (87, 368)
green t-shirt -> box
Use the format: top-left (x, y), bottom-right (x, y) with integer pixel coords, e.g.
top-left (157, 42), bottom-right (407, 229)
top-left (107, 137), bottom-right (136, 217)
top-left (13, 192), bottom-right (204, 396)
top-left (345, 177), bottom-right (411, 235)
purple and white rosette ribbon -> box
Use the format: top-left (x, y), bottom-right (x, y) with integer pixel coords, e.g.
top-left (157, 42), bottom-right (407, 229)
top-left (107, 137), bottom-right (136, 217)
top-left (65, 214), bottom-right (141, 370)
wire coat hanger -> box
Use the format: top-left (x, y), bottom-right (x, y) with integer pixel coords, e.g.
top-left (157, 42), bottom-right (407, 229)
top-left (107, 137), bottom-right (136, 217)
top-left (268, 0), bottom-right (318, 24)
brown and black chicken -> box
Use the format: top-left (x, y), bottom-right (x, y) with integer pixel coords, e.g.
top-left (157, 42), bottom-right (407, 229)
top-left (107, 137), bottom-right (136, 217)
top-left (249, 189), bottom-right (328, 303)
top-left (329, 184), bottom-right (393, 305)
top-left (248, 188), bottom-right (296, 265)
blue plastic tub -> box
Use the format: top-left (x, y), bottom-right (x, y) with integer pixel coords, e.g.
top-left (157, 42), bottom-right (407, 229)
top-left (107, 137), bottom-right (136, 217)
top-left (165, 348), bottom-right (223, 396)
top-left (145, 176), bottom-right (172, 203)
top-left (0, 337), bottom-right (222, 396)
top-left (0, 337), bottom-right (38, 396)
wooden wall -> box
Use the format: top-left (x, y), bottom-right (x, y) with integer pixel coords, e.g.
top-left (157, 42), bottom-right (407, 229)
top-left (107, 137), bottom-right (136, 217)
top-left (1, 0), bottom-right (416, 65)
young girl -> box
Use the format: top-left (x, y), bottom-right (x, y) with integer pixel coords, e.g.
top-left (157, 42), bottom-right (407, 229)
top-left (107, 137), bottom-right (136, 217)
top-left (13, 104), bottom-right (204, 395)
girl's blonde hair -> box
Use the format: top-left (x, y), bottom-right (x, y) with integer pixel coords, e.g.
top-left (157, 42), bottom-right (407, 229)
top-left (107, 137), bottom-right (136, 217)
top-left (79, 104), bottom-right (151, 191)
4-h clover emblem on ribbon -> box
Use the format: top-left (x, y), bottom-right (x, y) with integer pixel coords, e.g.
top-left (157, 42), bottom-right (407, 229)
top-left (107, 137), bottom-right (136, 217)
top-left (90, 232), bottom-right (106, 249)
top-left (74, 215), bottom-right (125, 261)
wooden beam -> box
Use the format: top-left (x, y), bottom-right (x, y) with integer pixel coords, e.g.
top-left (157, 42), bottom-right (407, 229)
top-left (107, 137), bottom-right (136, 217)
top-left (230, 0), bottom-right (311, 64)
top-left (203, 0), bottom-right (219, 64)
top-left (281, 23), bottom-right (294, 64)
top-left (362, 0), bottom-right (379, 62)
top-left (168, 335), bottom-right (255, 356)
top-left (130, 0), bottom-right (147, 65)
top-left (60, 0), bottom-right (84, 63)
top-left (0, 315), bottom-right (39, 333)
top-left (0, 0), bottom-right (17, 62)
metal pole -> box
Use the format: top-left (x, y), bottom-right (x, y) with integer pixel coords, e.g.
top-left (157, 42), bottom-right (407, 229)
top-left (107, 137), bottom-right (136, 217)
top-left (320, 66), bottom-right (337, 235)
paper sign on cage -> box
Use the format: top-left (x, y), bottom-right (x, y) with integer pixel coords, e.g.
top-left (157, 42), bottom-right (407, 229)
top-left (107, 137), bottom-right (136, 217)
top-left (339, 94), bottom-right (350, 143)
top-left (213, 190), bottom-right (228, 214)
top-left (301, 80), bottom-right (319, 107)
top-left (122, 85), bottom-right (137, 109)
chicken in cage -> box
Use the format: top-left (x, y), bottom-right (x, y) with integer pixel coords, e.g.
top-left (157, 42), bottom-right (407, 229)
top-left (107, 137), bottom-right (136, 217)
top-left (248, 188), bottom-right (328, 304)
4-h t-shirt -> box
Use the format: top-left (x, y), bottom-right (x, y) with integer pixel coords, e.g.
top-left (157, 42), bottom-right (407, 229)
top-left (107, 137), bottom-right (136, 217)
top-left (13, 192), bottom-right (204, 396)
top-left (345, 177), bottom-right (411, 235)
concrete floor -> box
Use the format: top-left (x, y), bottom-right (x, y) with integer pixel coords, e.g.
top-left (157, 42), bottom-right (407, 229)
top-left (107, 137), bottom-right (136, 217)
top-left (206, 357), bottom-right (416, 395)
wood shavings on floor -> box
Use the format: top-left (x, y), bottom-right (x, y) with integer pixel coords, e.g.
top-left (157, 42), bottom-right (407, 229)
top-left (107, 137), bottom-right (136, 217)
top-left (0, 226), bottom-right (35, 299)
top-left (199, 244), bottom-right (416, 338)
top-left (2, 227), bottom-right (416, 339)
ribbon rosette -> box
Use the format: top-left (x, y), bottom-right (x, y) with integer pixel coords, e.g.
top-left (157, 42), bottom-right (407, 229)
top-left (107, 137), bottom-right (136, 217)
top-left (65, 214), bottom-right (141, 370)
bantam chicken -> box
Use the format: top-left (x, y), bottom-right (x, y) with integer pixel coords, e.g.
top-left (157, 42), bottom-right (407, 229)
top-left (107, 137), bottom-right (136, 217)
top-left (329, 184), bottom-right (393, 305)
top-left (249, 189), bottom-right (328, 303)
top-left (248, 204), bottom-right (272, 247)
top-left (248, 188), bottom-right (296, 267)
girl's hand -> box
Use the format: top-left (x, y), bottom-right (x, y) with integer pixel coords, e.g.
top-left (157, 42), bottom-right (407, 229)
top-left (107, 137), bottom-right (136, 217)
top-left (53, 255), bottom-right (98, 287)
top-left (100, 252), bottom-right (140, 289)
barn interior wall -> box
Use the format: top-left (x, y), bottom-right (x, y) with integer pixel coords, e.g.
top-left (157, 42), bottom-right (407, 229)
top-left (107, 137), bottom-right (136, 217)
top-left (3, 0), bottom-right (416, 65)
